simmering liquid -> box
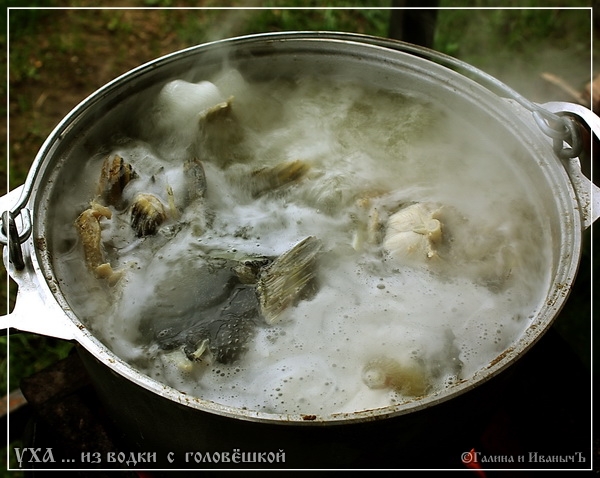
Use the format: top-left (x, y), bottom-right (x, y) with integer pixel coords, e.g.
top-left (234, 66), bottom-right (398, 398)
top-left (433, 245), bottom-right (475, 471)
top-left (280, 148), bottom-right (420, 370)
top-left (51, 68), bottom-right (552, 415)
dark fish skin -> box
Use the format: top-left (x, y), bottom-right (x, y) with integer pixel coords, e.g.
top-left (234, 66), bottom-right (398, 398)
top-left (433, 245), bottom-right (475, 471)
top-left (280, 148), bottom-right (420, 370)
top-left (139, 237), bottom-right (321, 366)
top-left (138, 258), bottom-right (256, 365)
top-left (155, 284), bottom-right (261, 365)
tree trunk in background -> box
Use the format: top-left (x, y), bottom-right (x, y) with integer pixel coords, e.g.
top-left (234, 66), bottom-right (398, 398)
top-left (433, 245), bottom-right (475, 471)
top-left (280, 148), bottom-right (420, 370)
top-left (388, 1), bottom-right (440, 49)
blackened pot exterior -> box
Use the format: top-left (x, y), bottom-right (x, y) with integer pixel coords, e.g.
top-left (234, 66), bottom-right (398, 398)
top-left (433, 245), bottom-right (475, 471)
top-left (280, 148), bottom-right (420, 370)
top-left (77, 344), bottom-right (510, 469)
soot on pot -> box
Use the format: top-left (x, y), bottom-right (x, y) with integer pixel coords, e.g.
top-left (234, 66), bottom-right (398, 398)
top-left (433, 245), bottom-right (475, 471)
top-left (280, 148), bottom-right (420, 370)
top-left (51, 67), bottom-right (553, 416)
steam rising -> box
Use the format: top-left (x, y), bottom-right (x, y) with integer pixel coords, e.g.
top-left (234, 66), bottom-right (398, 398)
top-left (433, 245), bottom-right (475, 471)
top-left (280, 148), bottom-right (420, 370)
top-left (52, 67), bottom-right (552, 416)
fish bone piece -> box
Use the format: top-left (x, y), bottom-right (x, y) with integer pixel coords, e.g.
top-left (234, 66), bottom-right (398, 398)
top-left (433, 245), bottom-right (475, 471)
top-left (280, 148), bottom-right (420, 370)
top-left (74, 201), bottom-right (120, 283)
top-left (130, 193), bottom-right (168, 237)
top-left (97, 153), bottom-right (137, 208)
top-left (248, 160), bottom-right (311, 198)
top-left (257, 236), bottom-right (322, 325)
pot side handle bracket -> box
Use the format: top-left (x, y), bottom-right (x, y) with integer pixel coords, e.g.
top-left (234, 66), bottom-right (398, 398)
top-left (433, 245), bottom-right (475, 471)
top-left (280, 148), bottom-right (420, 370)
top-left (0, 186), bottom-right (76, 340)
top-left (0, 186), bottom-right (31, 271)
top-left (538, 101), bottom-right (600, 229)
top-left (1, 247), bottom-right (76, 341)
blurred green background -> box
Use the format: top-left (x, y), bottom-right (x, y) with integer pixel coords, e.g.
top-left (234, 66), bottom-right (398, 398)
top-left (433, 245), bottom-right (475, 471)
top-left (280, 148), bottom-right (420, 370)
top-left (2, 1), bottom-right (595, 474)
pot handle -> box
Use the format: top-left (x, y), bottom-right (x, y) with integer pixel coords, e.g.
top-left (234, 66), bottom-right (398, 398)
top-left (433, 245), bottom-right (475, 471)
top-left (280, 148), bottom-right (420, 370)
top-left (0, 186), bottom-right (76, 341)
top-left (0, 186), bottom-right (31, 270)
top-left (2, 265), bottom-right (76, 341)
top-left (540, 101), bottom-right (600, 229)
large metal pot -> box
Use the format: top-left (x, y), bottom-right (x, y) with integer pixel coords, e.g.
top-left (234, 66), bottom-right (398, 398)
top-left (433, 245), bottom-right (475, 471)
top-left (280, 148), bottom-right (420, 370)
top-left (2, 32), bottom-right (597, 469)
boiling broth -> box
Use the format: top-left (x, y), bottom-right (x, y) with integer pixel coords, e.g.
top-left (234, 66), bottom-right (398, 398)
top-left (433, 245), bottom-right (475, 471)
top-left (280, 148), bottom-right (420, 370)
top-left (51, 69), bottom-right (552, 415)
